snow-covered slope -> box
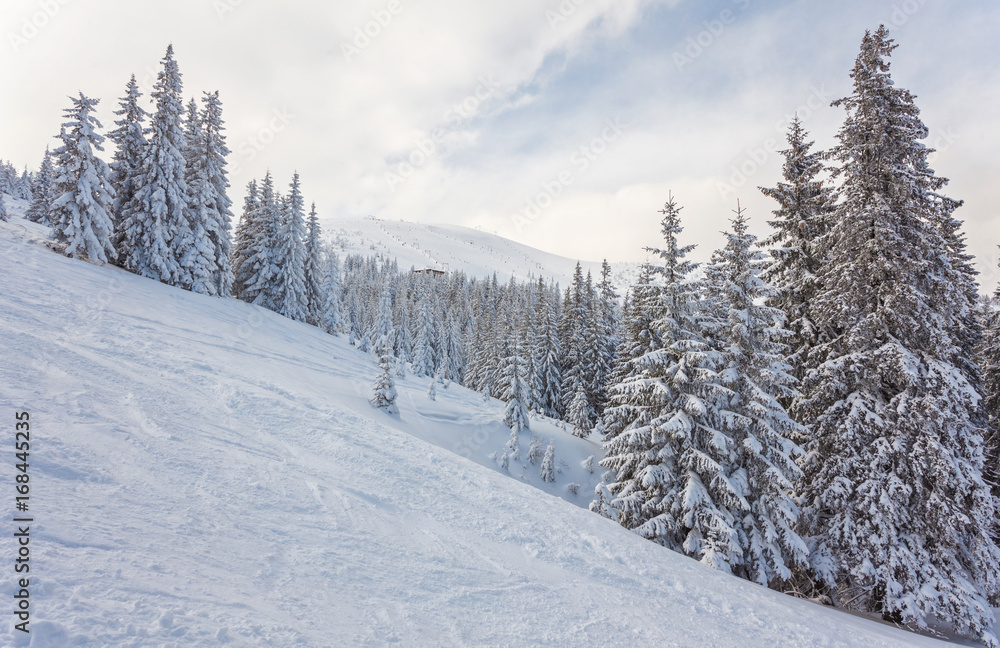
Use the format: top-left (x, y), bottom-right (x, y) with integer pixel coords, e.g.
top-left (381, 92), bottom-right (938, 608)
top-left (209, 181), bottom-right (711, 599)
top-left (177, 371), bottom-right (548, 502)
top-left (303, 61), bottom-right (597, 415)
top-left (0, 212), bottom-right (988, 647)
top-left (325, 216), bottom-right (639, 290)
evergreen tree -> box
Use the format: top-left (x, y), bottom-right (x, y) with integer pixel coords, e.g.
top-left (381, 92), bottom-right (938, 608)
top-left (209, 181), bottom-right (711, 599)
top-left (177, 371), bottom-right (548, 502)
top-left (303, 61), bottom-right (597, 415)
top-left (594, 194), bottom-right (724, 561)
top-left (197, 91), bottom-right (234, 296)
top-left (50, 93), bottom-right (117, 264)
top-left (795, 26), bottom-right (1000, 641)
top-left (180, 98), bottom-right (216, 294)
top-left (759, 117), bottom-right (836, 381)
top-left (0, 193), bottom-right (7, 222)
top-left (532, 279), bottom-right (563, 418)
top-left (318, 248), bottom-right (346, 335)
top-left (501, 328), bottom-right (531, 434)
top-left (980, 296), bottom-right (1000, 505)
top-left (274, 173), bottom-right (308, 320)
top-left (241, 173), bottom-right (281, 308)
top-left (25, 148), bottom-right (55, 226)
top-left (231, 179), bottom-right (259, 300)
top-left (707, 202), bottom-right (808, 585)
top-left (412, 280), bottom-right (436, 376)
top-left (540, 440), bottom-right (556, 483)
top-left (370, 353), bottom-right (399, 415)
top-left (304, 202), bottom-right (323, 324)
top-left (107, 75), bottom-right (149, 264)
top-left (371, 277), bottom-right (395, 360)
top-left (129, 45), bottom-right (189, 284)
top-left (566, 384), bottom-right (592, 438)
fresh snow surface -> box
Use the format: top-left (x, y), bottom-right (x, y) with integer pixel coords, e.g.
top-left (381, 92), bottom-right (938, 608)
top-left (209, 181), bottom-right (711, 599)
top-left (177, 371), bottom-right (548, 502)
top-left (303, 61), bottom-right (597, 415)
top-left (0, 207), bottom-right (992, 647)
top-left (325, 216), bottom-right (639, 290)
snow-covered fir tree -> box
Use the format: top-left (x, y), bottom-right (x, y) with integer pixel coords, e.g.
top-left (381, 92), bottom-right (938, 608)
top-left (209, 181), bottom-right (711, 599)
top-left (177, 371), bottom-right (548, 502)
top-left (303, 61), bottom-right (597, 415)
top-left (274, 173), bottom-right (308, 321)
top-left (540, 440), bottom-right (556, 483)
top-left (981, 295), bottom-right (1000, 504)
top-left (411, 279), bottom-right (436, 377)
top-left (230, 179), bottom-right (259, 300)
top-left (25, 148), bottom-right (55, 226)
top-left (50, 93), bottom-right (117, 264)
top-left (759, 117), bottom-right (835, 382)
top-left (128, 45), bottom-right (189, 284)
top-left (500, 326), bottom-right (531, 434)
top-left (794, 26), bottom-right (1000, 642)
top-left (304, 202), bottom-right (323, 324)
top-left (370, 353), bottom-right (399, 415)
top-left (0, 194), bottom-right (7, 222)
top-left (318, 248), bottom-right (345, 335)
top-left (193, 91), bottom-right (234, 296)
top-left (107, 75), bottom-right (149, 263)
top-left (594, 194), bottom-right (724, 561)
top-left (241, 172), bottom-right (282, 309)
top-left (180, 98), bottom-right (216, 294)
top-left (532, 278), bottom-right (563, 418)
top-left (371, 277), bottom-right (395, 361)
top-left (706, 202), bottom-right (808, 585)
top-left (566, 384), bottom-right (592, 438)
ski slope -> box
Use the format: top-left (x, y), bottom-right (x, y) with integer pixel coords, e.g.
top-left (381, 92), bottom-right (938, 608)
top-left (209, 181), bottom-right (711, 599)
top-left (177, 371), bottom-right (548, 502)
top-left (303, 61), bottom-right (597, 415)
top-left (0, 209), bottom-right (992, 647)
top-left (325, 216), bottom-right (639, 290)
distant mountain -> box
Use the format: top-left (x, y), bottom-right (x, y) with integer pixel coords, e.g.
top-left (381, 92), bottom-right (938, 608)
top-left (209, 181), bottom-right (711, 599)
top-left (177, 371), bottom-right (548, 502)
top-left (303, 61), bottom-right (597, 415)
top-left (324, 216), bottom-right (640, 290)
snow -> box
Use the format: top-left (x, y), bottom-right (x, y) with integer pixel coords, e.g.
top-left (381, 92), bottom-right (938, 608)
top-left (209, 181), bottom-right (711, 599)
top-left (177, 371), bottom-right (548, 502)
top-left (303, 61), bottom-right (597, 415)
top-left (0, 206), bottom-right (990, 646)
top-left (325, 216), bottom-right (639, 290)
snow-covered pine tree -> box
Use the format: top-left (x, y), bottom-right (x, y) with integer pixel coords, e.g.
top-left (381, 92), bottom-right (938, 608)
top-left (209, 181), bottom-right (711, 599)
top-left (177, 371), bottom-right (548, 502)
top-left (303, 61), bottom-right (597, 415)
top-left (0, 194), bottom-right (8, 222)
top-left (197, 91), bottom-right (234, 296)
top-left (50, 93), bottom-right (117, 264)
top-left (107, 75), bottom-right (149, 265)
top-left (274, 173), bottom-right (308, 321)
top-left (318, 247), bottom-right (345, 335)
top-left (561, 263), bottom-right (593, 428)
top-left (532, 279), bottom-right (563, 418)
top-left (981, 295), bottom-right (1000, 504)
top-left (411, 279), bottom-right (436, 377)
top-left (540, 440), bottom-right (556, 483)
top-left (594, 260), bottom-right (620, 415)
top-left (595, 194), bottom-right (723, 559)
top-left (707, 201), bottom-right (808, 585)
top-left (500, 326), bottom-right (531, 435)
top-left (795, 26), bottom-right (1000, 641)
top-left (370, 353), bottom-right (399, 415)
top-left (371, 277), bottom-right (395, 360)
top-left (180, 98), bottom-right (216, 294)
top-left (427, 377), bottom-right (436, 401)
top-left (25, 148), bottom-right (55, 226)
top-left (230, 179), bottom-right (259, 300)
top-left (438, 310), bottom-right (465, 384)
top-left (758, 116), bottom-right (835, 382)
top-left (566, 384), bottom-right (592, 438)
top-left (241, 173), bottom-right (282, 308)
top-left (304, 202), bottom-right (323, 324)
top-left (129, 45), bottom-right (189, 284)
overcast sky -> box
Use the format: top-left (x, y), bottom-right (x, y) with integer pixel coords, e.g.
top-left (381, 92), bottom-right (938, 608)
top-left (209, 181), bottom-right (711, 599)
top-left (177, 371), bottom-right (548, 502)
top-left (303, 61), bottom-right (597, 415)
top-left (2, 0), bottom-right (998, 287)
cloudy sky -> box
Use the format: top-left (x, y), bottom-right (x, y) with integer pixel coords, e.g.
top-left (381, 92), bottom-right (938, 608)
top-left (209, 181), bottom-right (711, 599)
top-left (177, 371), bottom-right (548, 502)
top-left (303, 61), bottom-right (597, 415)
top-left (2, 0), bottom-right (998, 285)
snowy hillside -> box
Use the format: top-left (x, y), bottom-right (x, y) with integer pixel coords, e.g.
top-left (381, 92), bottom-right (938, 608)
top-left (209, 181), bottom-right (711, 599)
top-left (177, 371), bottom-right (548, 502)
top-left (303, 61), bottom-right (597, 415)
top-left (0, 209), bottom-right (991, 647)
top-left (325, 216), bottom-right (639, 290)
